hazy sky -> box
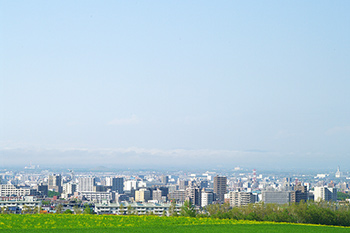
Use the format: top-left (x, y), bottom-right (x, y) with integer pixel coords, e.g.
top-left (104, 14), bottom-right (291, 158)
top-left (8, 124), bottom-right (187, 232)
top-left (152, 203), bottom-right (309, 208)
top-left (1, 1), bottom-right (349, 169)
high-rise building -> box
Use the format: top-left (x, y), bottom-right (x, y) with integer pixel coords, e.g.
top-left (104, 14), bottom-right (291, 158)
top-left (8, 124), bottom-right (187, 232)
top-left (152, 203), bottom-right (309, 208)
top-left (168, 190), bottom-right (186, 202)
top-left (37, 184), bottom-right (48, 196)
top-left (61, 183), bottom-right (76, 199)
top-left (186, 186), bottom-right (201, 206)
top-left (77, 177), bottom-right (96, 192)
top-left (228, 191), bottom-right (255, 207)
top-left (314, 187), bottom-right (337, 202)
top-left (161, 175), bottom-right (169, 185)
top-left (201, 191), bottom-right (214, 207)
top-left (106, 177), bottom-right (124, 193)
top-left (158, 187), bottom-right (169, 197)
top-left (105, 177), bottom-right (113, 186)
top-left (135, 188), bottom-right (151, 202)
top-left (179, 180), bottom-right (189, 190)
top-left (200, 180), bottom-right (209, 189)
top-left (124, 180), bottom-right (137, 191)
top-left (152, 189), bottom-right (163, 202)
top-left (290, 184), bottom-right (308, 203)
top-left (339, 182), bottom-right (348, 192)
top-left (48, 174), bottom-right (62, 193)
top-left (262, 191), bottom-right (291, 204)
top-left (213, 176), bottom-right (227, 203)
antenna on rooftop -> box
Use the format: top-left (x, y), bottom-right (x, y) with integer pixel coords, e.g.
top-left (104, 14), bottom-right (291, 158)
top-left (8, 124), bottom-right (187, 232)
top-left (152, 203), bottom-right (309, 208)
top-left (253, 169), bottom-right (257, 183)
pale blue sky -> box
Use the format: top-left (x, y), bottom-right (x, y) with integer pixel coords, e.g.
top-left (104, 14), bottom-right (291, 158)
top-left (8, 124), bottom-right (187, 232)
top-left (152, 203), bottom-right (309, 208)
top-left (1, 1), bottom-right (350, 169)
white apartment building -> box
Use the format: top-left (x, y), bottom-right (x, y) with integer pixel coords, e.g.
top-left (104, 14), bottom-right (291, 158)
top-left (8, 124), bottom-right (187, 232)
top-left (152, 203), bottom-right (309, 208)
top-left (314, 187), bottom-right (337, 202)
top-left (152, 189), bottom-right (162, 202)
top-left (201, 192), bottom-right (214, 207)
top-left (77, 177), bottom-right (95, 192)
top-left (95, 202), bottom-right (181, 216)
top-left (124, 180), bottom-right (137, 191)
top-left (0, 196), bottom-right (40, 214)
top-left (228, 191), bottom-right (255, 207)
top-left (61, 183), bottom-right (77, 199)
top-left (80, 191), bottom-right (115, 202)
top-left (0, 184), bottom-right (32, 197)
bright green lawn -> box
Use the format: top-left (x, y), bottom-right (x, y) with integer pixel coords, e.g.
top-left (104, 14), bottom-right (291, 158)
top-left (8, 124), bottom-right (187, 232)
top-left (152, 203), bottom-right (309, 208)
top-left (1, 224), bottom-right (350, 233)
top-left (1, 215), bottom-right (349, 232)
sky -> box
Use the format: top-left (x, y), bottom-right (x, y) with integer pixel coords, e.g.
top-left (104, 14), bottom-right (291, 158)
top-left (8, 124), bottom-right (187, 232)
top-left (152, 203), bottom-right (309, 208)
top-left (1, 1), bottom-right (350, 170)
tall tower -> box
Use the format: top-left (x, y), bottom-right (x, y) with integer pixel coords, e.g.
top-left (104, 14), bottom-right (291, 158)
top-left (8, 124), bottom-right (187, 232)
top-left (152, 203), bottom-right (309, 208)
top-left (335, 166), bottom-right (341, 178)
top-left (213, 176), bottom-right (227, 203)
top-left (252, 169), bottom-right (257, 183)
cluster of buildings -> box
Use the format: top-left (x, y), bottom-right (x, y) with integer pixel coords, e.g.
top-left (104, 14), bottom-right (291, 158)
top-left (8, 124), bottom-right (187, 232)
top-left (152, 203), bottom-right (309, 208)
top-left (0, 166), bottom-right (349, 214)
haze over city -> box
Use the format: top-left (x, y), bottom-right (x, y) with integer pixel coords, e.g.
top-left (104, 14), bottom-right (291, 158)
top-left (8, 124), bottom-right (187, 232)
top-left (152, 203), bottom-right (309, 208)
top-left (1, 1), bottom-right (350, 170)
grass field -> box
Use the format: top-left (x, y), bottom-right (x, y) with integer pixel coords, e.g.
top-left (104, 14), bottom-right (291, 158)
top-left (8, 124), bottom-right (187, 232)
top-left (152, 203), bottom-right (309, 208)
top-left (1, 214), bottom-right (349, 232)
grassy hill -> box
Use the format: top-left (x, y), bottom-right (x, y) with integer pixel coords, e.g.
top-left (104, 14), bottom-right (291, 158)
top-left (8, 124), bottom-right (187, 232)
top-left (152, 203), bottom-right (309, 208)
top-left (0, 214), bottom-right (349, 233)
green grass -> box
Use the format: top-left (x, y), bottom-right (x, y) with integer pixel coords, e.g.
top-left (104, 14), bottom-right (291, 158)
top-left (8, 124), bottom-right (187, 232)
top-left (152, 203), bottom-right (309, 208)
top-left (1, 214), bottom-right (349, 232)
top-left (1, 224), bottom-right (350, 233)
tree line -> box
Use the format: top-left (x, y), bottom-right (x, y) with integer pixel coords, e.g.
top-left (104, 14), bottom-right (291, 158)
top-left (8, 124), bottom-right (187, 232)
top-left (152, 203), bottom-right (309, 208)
top-left (179, 200), bottom-right (350, 227)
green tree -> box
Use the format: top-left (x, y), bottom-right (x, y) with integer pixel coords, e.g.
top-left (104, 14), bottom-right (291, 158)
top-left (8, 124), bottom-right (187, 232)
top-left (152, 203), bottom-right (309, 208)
top-left (337, 192), bottom-right (350, 201)
top-left (48, 191), bottom-right (61, 198)
top-left (146, 210), bottom-right (155, 215)
top-left (205, 203), bottom-right (223, 218)
top-left (180, 200), bottom-right (196, 217)
top-left (64, 209), bottom-right (73, 214)
top-left (169, 200), bottom-right (178, 217)
top-left (41, 200), bottom-right (51, 205)
top-left (33, 206), bottom-right (42, 214)
top-left (119, 203), bottom-right (125, 215)
top-left (83, 204), bottom-right (93, 214)
top-left (127, 205), bottom-right (135, 215)
top-left (22, 205), bottom-right (33, 214)
top-left (73, 205), bottom-right (82, 214)
top-left (55, 204), bottom-right (63, 214)
top-left (199, 201), bottom-right (350, 227)
top-left (1, 206), bottom-right (8, 214)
